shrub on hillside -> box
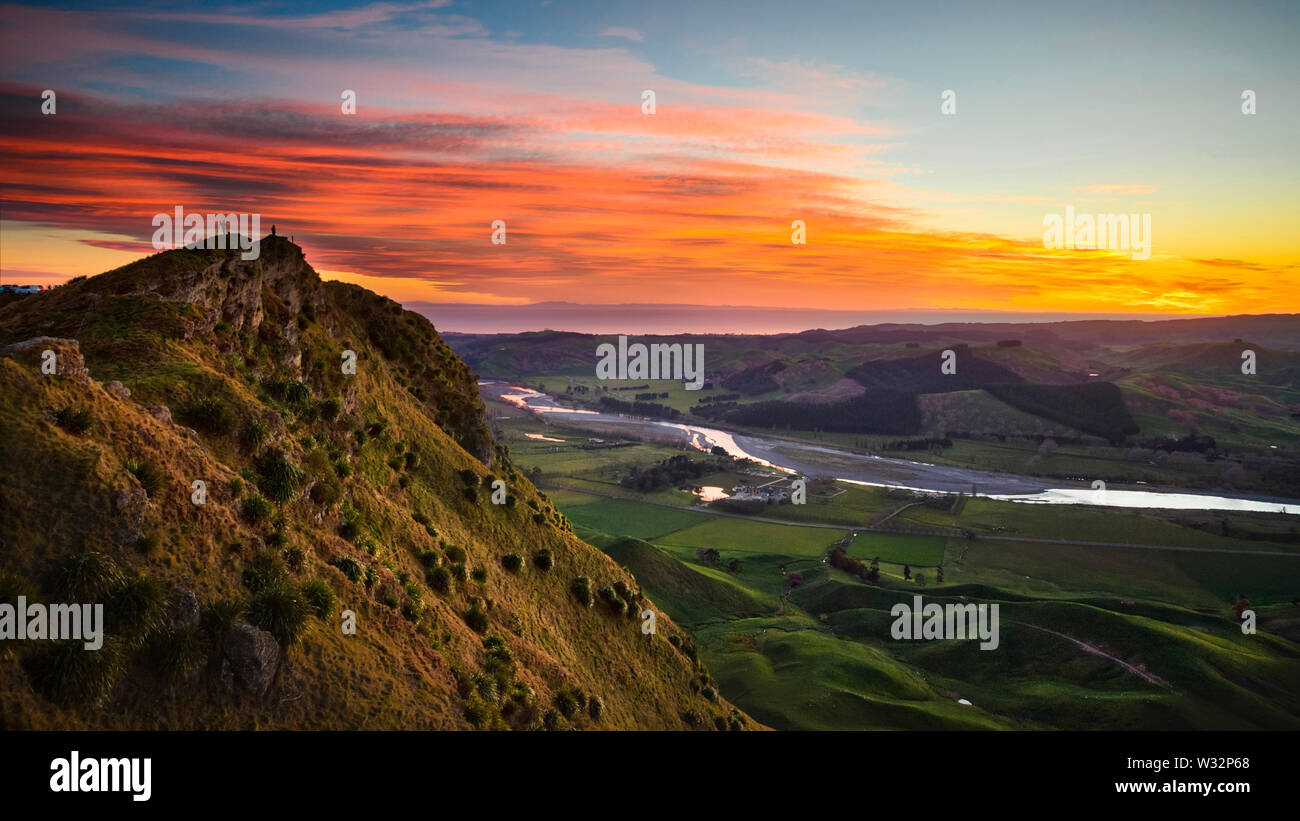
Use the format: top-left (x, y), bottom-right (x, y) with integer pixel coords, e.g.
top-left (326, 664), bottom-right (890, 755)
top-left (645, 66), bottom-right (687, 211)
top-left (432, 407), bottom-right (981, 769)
top-left (338, 506), bottom-right (362, 540)
top-left (285, 380), bottom-right (312, 404)
top-left (554, 689), bottom-right (579, 719)
top-left (331, 556), bottom-right (364, 583)
top-left (309, 475), bottom-right (343, 506)
top-left (463, 603), bottom-right (489, 634)
top-left (417, 550), bottom-right (441, 573)
top-left (302, 578), bottom-right (336, 619)
top-left (249, 582), bottom-right (312, 646)
top-left (48, 552), bottom-right (123, 601)
top-left (241, 418), bottom-right (270, 453)
top-left (283, 545), bottom-right (305, 572)
top-left (401, 586), bottom-right (425, 623)
top-left (256, 450), bottom-right (304, 504)
top-left (200, 598), bottom-right (244, 646)
top-left (243, 552), bottom-right (288, 593)
top-left (532, 548), bottom-right (553, 572)
top-left (241, 494), bottom-right (272, 524)
top-left (427, 565), bottom-right (454, 594)
top-left (107, 573), bottom-right (170, 647)
top-left (183, 396), bottom-right (237, 436)
top-left (501, 553), bottom-right (523, 572)
top-left (597, 586), bottom-right (627, 615)
top-left (25, 639), bottom-right (124, 707)
top-left (570, 577), bottom-right (593, 608)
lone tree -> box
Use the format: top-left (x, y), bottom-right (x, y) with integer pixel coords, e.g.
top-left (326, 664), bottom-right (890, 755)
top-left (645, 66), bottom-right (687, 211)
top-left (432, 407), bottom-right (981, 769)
top-left (1232, 594), bottom-right (1253, 621)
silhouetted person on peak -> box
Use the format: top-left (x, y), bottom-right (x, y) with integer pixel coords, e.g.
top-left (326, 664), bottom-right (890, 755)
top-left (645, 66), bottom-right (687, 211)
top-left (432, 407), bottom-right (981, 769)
top-left (271, 225), bottom-right (276, 236)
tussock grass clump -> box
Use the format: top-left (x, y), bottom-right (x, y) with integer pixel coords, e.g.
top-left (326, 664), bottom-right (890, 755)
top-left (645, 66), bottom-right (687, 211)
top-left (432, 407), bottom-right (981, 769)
top-left (427, 565), bottom-right (453, 594)
top-left (154, 625), bottom-right (209, 683)
top-left (183, 396), bottom-right (236, 436)
top-left (570, 576), bottom-right (593, 608)
top-left (302, 578), bottom-right (336, 619)
top-left (309, 475), bottom-right (342, 506)
top-left (331, 556), bottom-right (364, 583)
top-left (401, 585), bottom-right (424, 623)
top-left (443, 544), bottom-right (466, 563)
top-left (242, 494), bottom-right (271, 524)
top-left (286, 380), bottom-right (312, 404)
top-left (554, 688), bottom-right (579, 720)
top-left (25, 638), bottom-right (124, 707)
top-left (471, 566), bottom-right (488, 583)
top-left (463, 602), bottom-right (489, 634)
top-left (249, 582), bottom-right (312, 646)
top-left (125, 459), bottom-right (164, 496)
top-left (501, 553), bottom-right (523, 572)
top-left (49, 551), bottom-right (123, 601)
top-left (201, 598), bottom-right (243, 645)
top-left (256, 449), bottom-right (304, 504)
top-left (53, 405), bottom-right (94, 434)
top-left (450, 562), bottom-right (468, 582)
top-left (588, 694), bottom-right (604, 721)
top-left (107, 573), bottom-right (170, 647)
top-left (532, 548), bottom-right (553, 572)
top-left (241, 418), bottom-right (270, 453)
top-left (243, 552), bottom-right (288, 593)
top-left (417, 550), bottom-right (440, 573)
top-left (338, 506), bottom-right (362, 540)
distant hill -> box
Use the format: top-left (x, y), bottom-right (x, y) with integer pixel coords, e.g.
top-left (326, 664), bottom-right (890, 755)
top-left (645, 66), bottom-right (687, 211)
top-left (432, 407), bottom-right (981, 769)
top-left (846, 346), bottom-right (1024, 393)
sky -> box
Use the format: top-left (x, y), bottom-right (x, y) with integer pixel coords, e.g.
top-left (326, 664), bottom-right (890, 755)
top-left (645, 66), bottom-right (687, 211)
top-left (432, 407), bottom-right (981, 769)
top-left (1, 0), bottom-right (1297, 322)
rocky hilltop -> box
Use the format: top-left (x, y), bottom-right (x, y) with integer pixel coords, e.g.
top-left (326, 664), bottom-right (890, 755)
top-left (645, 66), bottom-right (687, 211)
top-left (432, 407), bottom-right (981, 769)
top-left (0, 236), bottom-right (755, 730)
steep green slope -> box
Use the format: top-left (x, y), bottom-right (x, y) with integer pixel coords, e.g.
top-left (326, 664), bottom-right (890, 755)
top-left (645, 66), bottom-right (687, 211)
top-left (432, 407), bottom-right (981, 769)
top-left (0, 237), bottom-right (756, 731)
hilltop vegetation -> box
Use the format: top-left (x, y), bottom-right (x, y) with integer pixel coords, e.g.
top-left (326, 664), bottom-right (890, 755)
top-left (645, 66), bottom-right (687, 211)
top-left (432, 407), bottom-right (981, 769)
top-left (0, 237), bottom-right (755, 730)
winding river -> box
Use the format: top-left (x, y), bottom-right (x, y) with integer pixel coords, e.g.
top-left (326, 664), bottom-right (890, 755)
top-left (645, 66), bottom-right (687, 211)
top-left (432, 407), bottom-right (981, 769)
top-left (484, 383), bottom-right (1299, 516)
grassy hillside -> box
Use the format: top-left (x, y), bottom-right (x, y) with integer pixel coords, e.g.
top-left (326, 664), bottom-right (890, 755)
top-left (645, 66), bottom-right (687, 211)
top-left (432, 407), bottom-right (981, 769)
top-left (0, 237), bottom-right (757, 731)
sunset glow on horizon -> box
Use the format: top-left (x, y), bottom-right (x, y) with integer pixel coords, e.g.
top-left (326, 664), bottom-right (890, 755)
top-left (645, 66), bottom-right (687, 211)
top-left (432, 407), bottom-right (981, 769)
top-left (2, 0), bottom-right (1297, 321)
